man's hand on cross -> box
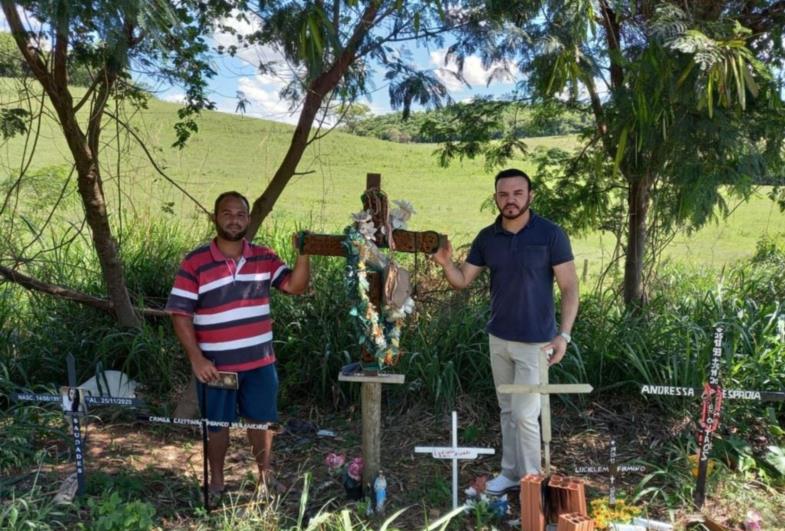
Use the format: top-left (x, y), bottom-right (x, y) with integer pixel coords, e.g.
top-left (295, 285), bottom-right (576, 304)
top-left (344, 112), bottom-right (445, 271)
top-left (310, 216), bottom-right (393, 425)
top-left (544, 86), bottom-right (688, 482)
top-left (430, 237), bottom-right (453, 267)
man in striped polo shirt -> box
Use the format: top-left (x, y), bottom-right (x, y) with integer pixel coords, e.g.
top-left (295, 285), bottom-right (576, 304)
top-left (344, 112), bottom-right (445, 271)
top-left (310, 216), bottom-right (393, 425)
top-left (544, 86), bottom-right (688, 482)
top-left (166, 191), bottom-right (310, 495)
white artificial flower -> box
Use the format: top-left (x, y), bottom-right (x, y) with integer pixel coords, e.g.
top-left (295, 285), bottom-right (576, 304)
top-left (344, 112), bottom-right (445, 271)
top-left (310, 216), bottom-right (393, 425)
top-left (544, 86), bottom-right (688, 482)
top-left (389, 199), bottom-right (416, 230)
top-left (352, 210), bottom-right (377, 241)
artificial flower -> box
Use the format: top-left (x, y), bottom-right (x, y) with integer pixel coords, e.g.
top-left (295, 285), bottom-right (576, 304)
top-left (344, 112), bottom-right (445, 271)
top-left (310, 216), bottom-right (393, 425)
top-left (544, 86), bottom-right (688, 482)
top-left (347, 457), bottom-right (364, 481)
top-left (325, 452), bottom-right (346, 473)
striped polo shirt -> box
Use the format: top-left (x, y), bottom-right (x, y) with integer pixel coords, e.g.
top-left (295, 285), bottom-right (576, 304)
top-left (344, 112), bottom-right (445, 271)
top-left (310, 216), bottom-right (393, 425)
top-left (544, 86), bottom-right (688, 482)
top-left (165, 238), bottom-right (291, 371)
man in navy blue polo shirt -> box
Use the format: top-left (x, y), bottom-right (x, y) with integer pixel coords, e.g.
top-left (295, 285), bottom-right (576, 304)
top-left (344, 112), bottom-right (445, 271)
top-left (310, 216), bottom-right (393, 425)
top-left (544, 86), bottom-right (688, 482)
top-left (432, 168), bottom-right (579, 495)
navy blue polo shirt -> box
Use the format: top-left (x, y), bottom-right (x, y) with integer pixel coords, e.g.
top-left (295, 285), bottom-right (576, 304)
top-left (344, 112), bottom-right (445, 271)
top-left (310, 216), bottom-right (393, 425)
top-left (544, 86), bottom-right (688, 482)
top-left (467, 212), bottom-right (573, 343)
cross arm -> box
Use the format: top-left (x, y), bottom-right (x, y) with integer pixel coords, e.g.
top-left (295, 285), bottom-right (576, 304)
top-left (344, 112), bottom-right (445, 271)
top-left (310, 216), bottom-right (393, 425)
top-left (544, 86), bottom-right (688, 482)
top-left (299, 230), bottom-right (445, 257)
top-left (498, 383), bottom-right (593, 395)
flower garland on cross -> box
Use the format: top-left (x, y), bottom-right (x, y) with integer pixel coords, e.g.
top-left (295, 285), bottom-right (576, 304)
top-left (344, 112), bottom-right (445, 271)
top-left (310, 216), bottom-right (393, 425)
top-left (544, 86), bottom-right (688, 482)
top-left (343, 199), bottom-right (417, 371)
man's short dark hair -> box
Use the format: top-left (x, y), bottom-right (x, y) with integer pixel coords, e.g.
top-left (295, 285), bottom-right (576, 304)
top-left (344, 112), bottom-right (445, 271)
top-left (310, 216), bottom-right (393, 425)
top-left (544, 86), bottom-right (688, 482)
top-left (214, 191), bottom-right (250, 215)
top-left (494, 168), bottom-right (532, 191)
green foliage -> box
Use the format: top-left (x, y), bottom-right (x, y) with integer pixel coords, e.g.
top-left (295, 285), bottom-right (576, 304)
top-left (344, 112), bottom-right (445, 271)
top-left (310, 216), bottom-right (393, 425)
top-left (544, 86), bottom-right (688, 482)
top-left (0, 484), bottom-right (71, 530)
top-left (346, 100), bottom-right (588, 145)
top-left (0, 107), bottom-right (30, 139)
top-left (219, 1), bottom-right (453, 120)
top-left (440, 1), bottom-right (785, 303)
top-left (86, 492), bottom-right (156, 531)
top-left (764, 446), bottom-right (785, 476)
top-left (0, 32), bottom-right (26, 78)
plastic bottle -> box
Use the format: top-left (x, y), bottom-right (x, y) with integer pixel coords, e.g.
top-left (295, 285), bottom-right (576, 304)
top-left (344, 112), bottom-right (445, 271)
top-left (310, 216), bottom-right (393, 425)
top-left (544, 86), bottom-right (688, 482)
top-left (373, 471), bottom-right (387, 514)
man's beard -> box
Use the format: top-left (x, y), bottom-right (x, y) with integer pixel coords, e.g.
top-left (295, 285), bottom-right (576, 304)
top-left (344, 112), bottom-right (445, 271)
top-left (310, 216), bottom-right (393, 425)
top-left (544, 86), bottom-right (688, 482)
top-left (497, 197), bottom-right (531, 220)
top-left (216, 224), bottom-right (247, 241)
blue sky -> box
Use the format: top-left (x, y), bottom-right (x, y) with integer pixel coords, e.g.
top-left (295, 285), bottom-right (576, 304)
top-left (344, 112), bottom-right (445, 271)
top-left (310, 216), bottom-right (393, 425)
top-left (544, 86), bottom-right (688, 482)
top-left (0, 6), bottom-right (518, 124)
top-left (150, 12), bottom-right (519, 124)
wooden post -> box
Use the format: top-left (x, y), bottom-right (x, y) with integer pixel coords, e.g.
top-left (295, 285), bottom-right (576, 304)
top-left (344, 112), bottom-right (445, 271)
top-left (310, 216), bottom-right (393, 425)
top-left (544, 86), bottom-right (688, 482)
top-left (498, 380), bottom-right (594, 475)
top-left (362, 381), bottom-right (382, 486)
top-left (362, 264), bottom-right (383, 485)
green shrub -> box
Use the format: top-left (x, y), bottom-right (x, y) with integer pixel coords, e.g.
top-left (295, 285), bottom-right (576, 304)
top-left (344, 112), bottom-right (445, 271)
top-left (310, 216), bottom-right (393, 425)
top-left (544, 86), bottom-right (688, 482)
top-left (86, 492), bottom-right (156, 531)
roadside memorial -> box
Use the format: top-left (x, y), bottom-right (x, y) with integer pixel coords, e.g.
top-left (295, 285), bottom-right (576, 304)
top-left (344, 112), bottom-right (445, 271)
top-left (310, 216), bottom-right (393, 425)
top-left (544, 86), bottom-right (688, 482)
top-left (640, 325), bottom-right (785, 508)
top-left (11, 354), bottom-right (144, 499)
top-left (297, 172), bottom-right (444, 486)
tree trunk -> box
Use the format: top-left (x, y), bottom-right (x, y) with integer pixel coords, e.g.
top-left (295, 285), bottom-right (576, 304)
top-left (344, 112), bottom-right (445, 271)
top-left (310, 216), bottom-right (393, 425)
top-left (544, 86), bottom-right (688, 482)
top-left (52, 109), bottom-right (140, 327)
top-left (2, 1), bottom-right (140, 327)
top-left (623, 175), bottom-right (651, 306)
top-left (245, 2), bottom-right (380, 239)
top-left (246, 87), bottom-right (326, 240)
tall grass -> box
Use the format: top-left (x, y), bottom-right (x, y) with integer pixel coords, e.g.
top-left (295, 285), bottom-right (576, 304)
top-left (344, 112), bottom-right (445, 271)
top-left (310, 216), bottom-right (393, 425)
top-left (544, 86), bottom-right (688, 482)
top-left (2, 218), bottom-right (784, 489)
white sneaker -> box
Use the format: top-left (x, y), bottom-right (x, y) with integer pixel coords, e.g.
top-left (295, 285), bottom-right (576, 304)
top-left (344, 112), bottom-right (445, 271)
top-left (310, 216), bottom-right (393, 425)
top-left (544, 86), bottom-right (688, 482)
top-left (485, 474), bottom-right (519, 495)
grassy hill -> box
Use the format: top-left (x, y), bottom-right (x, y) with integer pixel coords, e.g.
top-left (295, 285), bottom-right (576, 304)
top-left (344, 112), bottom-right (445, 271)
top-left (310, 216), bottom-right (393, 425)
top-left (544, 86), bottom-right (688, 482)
top-left (1, 78), bottom-right (783, 271)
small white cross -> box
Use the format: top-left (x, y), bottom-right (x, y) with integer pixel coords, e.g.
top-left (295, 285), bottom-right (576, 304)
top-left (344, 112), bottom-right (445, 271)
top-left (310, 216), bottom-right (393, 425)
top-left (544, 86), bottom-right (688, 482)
top-left (414, 411), bottom-right (495, 509)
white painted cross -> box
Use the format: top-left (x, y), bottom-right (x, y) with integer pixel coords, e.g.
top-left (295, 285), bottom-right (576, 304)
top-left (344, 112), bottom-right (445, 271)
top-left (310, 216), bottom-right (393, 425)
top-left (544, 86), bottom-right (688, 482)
top-left (414, 411), bottom-right (495, 509)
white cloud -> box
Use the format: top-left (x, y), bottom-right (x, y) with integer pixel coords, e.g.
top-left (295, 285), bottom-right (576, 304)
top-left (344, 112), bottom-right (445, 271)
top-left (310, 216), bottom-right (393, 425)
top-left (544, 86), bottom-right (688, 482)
top-left (430, 49), bottom-right (515, 92)
top-left (159, 91), bottom-right (186, 104)
top-left (234, 75), bottom-right (299, 124)
top-left (212, 10), bottom-right (289, 74)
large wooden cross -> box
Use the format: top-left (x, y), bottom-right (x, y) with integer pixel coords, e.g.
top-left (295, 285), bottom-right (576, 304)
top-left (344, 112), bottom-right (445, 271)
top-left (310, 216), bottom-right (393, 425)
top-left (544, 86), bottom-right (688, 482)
top-left (300, 172), bottom-right (444, 486)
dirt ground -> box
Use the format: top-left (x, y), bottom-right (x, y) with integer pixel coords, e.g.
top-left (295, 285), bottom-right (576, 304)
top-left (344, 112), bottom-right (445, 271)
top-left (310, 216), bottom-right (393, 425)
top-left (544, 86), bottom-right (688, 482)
top-left (4, 394), bottom-right (776, 530)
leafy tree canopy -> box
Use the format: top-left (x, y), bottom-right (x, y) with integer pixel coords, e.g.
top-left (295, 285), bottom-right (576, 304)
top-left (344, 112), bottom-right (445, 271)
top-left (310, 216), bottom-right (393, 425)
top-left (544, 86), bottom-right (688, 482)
top-left (436, 0), bottom-right (785, 303)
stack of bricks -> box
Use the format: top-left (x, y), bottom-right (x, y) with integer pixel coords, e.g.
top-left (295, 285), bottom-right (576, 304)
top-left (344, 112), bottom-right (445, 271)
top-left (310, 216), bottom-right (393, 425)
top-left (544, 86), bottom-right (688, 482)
top-left (520, 474), bottom-right (546, 531)
top-left (546, 475), bottom-right (588, 521)
top-left (520, 473), bottom-right (594, 531)
top-left (556, 512), bottom-right (595, 531)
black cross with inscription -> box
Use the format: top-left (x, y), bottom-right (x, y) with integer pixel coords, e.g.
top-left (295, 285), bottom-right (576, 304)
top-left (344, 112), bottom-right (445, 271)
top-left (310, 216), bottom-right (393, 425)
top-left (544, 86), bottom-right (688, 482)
top-left (574, 438), bottom-right (645, 506)
top-left (640, 325), bottom-right (785, 507)
top-left (136, 407), bottom-right (276, 512)
top-left (11, 354), bottom-right (145, 497)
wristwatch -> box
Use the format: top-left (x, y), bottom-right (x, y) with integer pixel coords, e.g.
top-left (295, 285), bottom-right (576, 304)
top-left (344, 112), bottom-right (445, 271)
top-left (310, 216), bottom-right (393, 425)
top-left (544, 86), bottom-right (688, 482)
top-left (558, 331), bottom-right (572, 344)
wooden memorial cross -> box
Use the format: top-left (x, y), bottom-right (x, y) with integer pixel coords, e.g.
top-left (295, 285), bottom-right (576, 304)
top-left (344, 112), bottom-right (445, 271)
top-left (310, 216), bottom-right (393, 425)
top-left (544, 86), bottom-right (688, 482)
top-left (640, 325), bottom-right (785, 508)
top-left (497, 351), bottom-right (594, 475)
top-left (414, 411), bottom-right (495, 509)
top-left (299, 172), bottom-right (443, 485)
top-left (574, 438), bottom-right (645, 506)
top-left (11, 354), bottom-right (145, 498)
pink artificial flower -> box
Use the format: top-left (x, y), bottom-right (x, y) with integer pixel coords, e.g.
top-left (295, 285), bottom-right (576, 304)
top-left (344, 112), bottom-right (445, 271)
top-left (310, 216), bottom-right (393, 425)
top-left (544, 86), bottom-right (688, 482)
top-left (347, 456), bottom-right (364, 481)
top-left (325, 453), bottom-right (345, 472)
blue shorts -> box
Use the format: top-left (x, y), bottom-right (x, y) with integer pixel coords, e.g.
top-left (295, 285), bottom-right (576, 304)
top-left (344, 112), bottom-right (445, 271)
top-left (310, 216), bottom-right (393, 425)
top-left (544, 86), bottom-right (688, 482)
top-left (196, 363), bottom-right (278, 432)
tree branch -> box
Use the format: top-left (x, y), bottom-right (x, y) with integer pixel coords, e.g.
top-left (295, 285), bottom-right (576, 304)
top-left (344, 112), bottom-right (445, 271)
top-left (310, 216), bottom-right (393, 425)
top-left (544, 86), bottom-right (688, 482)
top-left (53, 22), bottom-right (68, 89)
top-left (73, 72), bottom-right (104, 114)
top-left (104, 110), bottom-right (211, 216)
top-left (1, 1), bottom-right (50, 87)
top-left (0, 265), bottom-right (168, 317)
top-left (599, 0), bottom-right (623, 90)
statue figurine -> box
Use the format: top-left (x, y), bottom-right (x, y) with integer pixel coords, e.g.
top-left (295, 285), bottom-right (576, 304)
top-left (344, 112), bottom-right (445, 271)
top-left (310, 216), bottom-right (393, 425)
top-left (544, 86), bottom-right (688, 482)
top-left (373, 471), bottom-right (387, 515)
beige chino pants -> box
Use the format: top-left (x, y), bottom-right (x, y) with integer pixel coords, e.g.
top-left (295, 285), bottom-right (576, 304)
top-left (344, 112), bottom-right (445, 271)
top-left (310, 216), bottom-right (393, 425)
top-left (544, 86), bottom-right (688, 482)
top-left (489, 333), bottom-right (548, 480)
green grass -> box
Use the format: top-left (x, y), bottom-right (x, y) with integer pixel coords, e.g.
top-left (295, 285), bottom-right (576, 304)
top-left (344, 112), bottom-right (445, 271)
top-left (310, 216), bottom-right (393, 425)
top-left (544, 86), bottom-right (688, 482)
top-left (2, 77), bottom-right (783, 268)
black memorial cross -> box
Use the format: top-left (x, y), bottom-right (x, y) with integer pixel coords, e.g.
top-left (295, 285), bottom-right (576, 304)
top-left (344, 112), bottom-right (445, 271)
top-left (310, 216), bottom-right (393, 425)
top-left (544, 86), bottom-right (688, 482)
top-left (574, 438), bottom-right (646, 506)
top-left (11, 354), bottom-right (145, 497)
top-left (640, 326), bottom-right (785, 507)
